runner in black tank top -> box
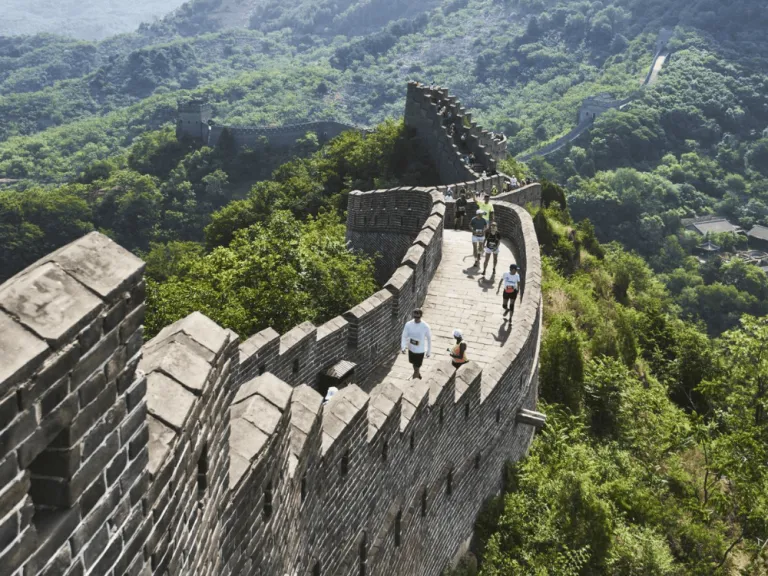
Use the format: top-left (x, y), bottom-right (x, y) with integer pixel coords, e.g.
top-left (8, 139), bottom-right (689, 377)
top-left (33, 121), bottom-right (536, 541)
top-left (482, 222), bottom-right (501, 278)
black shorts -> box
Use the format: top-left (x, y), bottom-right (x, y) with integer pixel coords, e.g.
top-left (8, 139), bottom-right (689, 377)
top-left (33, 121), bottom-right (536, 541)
top-left (408, 351), bottom-right (425, 368)
top-left (503, 289), bottom-right (518, 302)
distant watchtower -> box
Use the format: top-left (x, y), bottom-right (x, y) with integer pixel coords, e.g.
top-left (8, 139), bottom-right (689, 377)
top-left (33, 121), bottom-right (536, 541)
top-left (577, 93), bottom-right (616, 124)
top-left (177, 100), bottom-right (212, 144)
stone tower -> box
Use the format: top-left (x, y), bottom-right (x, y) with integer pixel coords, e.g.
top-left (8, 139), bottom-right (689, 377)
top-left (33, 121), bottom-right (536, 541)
top-left (177, 100), bottom-right (212, 144)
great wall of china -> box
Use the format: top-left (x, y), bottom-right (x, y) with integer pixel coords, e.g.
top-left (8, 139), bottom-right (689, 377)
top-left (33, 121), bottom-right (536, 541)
top-left (0, 82), bottom-right (543, 576)
top-left (517, 28), bottom-right (673, 162)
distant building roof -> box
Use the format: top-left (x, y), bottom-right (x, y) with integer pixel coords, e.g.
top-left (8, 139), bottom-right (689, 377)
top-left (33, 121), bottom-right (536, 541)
top-left (748, 225), bottom-right (768, 242)
top-left (697, 240), bottom-right (720, 252)
top-left (685, 217), bottom-right (741, 235)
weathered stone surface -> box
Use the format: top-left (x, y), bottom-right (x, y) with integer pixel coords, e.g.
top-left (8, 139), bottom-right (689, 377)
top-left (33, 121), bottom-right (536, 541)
top-left (152, 311), bottom-right (229, 356)
top-left (231, 396), bottom-right (282, 437)
top-left (228, 419), bottom-right (268, 463)
top-left (233, 372), bottom-right (292, 409)
top-left (146, 372), bottom-right (196, 432)
top-left (0, 311), bottom-right (49, 393)
top-left (51, 232), bottom-right (145, 300)
top-left (139, 341), bottom-right (210, 394)
top-left (0, 262), bottom-right (102, 345)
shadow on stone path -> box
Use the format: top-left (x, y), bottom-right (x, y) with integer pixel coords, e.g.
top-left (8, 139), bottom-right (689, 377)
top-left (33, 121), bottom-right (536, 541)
top-left (362, 229), bottom-right (518, 394)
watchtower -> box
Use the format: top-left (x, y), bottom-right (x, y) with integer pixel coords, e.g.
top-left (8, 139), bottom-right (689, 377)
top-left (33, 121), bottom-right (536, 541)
top-left (177, 100), bottom-right (213, 144)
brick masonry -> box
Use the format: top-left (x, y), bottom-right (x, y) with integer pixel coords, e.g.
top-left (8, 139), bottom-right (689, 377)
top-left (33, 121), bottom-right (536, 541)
top-left (0, 84), bottom-right (543, 576)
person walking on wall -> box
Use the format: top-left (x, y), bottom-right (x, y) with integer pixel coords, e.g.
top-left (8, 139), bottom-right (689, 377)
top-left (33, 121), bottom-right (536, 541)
top-left (470, 210), bottom-right (488, 268)
top-left (497, 264), bottom-right (521, 319)
top-left (482, 221), bottom-right (502, 278)
top-left (401, 308), bottom-right (432, 380)
top-left (454, 190), bottom-right (468, 230)
top-left (448, 329), bottom-right (468, 369)
top-left (477, 193), bottom-right (495, 223)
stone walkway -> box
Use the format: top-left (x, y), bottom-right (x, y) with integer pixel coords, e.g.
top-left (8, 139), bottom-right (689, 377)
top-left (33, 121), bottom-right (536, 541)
top-left (363, 229), bottom-right (518, 392)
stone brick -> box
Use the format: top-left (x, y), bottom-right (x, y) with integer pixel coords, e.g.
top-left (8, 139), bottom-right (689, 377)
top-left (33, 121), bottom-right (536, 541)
top-left (0, 393), bottom-right (18, 434)
top-left (83, 525), bottom-right (109, 569)
top-left (58, 381), bottom-right (117, 448)
top-left (120, 401), bottom-right (147, 448)
top-left (70, 327), bottom-right (118, 389)
top-left (146, 372), bottom-right (195, 432)
top-left (66, 432), bottom-right (119, 505)
top-left (119, 304), bottom-right (146, 345)
top-left (37, 544), bottom-right (72, 576)
top-left (16, 393), bottom-right (78, 467)
top-left (139, 340), bottom-right (210, 394)
top-left (0, 263), bottom-right (103, 346)
top-left (51, 232), bottom-right (145, 301)
top-left (28, 444), bottom-right (80, 480)
top-left (70, 485), bottom-right (119, 555)
top-left (106, 449), bottom-right (128, 486)
top-left (0, 411), bottom-right (37, 466)
top-left (0, 311), bottom-right (49, 396)
top-left (21, 342), bottom-right (80, 409)
top-left (22, 508), bottom-right (79, 576)
top-left (0, 525), bottom-right (36, 575)
top-left (0, 507), bottom-right (18, 550)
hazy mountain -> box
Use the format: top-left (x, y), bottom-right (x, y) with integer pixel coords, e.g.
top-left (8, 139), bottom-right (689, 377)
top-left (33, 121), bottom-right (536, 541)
top-left (3, 0), bottom-right (190, 40)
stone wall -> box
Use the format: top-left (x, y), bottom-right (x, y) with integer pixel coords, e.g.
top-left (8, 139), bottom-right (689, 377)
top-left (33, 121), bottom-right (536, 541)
top-left (0, 233), bottom-right (149, 576)
top-left (0, 85), bottom-right (543, 576)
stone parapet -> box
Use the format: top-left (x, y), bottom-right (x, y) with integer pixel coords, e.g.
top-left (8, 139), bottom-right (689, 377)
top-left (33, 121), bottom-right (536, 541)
top-left (0, 232), bottom-right (148, 576)
top-left (0, 84), bottom-right (542, 576)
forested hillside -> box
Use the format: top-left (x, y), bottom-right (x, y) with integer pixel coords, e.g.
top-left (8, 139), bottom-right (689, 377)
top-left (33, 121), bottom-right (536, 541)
top-left (2, 0), bottom-right (768, 573)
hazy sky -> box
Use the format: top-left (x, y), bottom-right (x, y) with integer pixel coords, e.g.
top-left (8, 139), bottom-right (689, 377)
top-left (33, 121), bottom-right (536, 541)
top-left (4, 0), bottom-right (190, 40)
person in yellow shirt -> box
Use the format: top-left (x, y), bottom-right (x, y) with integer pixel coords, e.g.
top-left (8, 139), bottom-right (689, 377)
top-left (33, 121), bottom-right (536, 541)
top-left (476, 193), bottom-right (494, 223)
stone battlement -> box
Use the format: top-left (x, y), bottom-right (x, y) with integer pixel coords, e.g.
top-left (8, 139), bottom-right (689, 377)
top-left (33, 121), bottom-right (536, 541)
top-left (0, 85), bottom-right (542, 576)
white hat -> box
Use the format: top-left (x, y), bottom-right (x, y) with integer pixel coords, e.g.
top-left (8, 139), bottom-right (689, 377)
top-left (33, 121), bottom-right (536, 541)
top-left (453, 329), bottom-right (463, 339)
top-left (323, 386), bottom-right (339, 404)
top-left (476, 209), bottom-right (485, 215)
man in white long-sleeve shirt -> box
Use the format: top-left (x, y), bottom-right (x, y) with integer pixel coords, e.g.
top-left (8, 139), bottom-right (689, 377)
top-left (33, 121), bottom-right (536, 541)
top-left (401, 308), bottom-right (432, 380)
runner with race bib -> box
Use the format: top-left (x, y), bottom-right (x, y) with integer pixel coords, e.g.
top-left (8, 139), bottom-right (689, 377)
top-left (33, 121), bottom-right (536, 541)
top-left (497, 264), bottom-right (521, 319)
top-left (400, 308), bottom-right (432, 380)
top-left (470, 210), bottom-right (488, 268)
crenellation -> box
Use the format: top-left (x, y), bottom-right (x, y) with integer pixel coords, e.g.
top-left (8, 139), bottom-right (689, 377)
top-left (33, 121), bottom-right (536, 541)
top-left (1, 84), bottom-right (543, 576)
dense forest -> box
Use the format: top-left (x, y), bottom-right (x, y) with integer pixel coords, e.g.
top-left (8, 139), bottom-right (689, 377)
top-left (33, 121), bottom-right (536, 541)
top-left (2, 0), bottom-right (768, 573)
top-left (447, 198), bottom-right (768, 575)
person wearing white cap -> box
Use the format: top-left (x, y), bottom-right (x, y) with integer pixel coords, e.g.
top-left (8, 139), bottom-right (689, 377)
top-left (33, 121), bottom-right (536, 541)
top-left (497, 263), bottom-right (521, 320)
top-left (469, 209), bottom-right (488, 267)
top-left (447, 329), bottom-right (468, 369)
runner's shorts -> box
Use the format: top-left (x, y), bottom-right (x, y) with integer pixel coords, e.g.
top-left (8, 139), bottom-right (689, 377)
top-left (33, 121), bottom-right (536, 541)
top-left (503, 289), bottom-right (518, 303)
top-left (408, 351), bottom-right (425, 368)
top-left (484, 247), bottom-right (500, 254)
top-left (472, 235), bottom-right (484, 243)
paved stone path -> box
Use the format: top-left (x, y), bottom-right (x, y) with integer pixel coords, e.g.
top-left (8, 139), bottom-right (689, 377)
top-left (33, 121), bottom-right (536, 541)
top-left (363, 229), bottom-right (518, 392)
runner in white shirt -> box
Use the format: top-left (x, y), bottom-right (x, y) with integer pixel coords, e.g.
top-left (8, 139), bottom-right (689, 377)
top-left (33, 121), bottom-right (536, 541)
top-left (401, 308), bottom-right (432, 380)
top-left (497, 264), bottom-right (521, 319)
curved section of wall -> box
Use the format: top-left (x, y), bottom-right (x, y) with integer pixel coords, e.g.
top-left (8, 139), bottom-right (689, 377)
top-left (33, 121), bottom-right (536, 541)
top-left (0, 84), bottom-right (544, 576)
